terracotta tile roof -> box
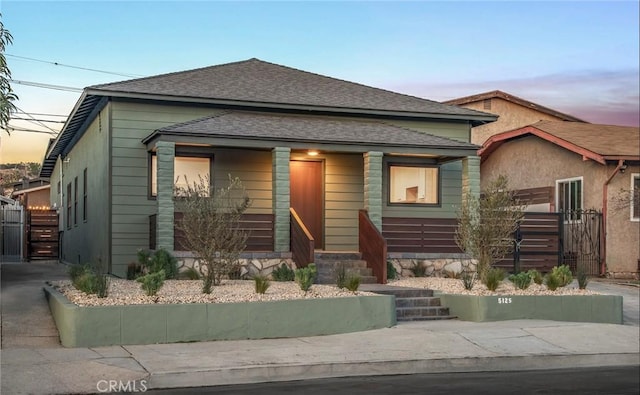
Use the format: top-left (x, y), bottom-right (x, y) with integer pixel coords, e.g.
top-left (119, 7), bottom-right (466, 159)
top-left (92, 58), bottom-right (494, 119)
top-left (444, 90), bottom-right (586, 122)
top-left (147, 111), bottom-right (478, 150)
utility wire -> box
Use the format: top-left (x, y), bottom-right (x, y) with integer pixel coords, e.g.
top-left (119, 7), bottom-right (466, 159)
top-left (15, 106), bottom-right (58, 133)
top-left (10, 79), bottom-right (82, 93)
top-left (6, 54), bottom-right (143, 78)
top-left (11, 117), bottom-right (66, 123)
top-left (6, 126), bottom-right (59, 136)
top-left (23, 112), bottom-right (67, 118)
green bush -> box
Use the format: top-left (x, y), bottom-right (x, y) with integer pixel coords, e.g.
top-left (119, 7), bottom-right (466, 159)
top-left (577, 267), bottom-right (589, 290)
top-left (126, 263), bottom-right (144, 280)
top-left (345, 275), bottom-right (361, 292)
top-left (295, 263), bottom-right (317, 292)
top-left (483, 267), bottom-right (505, 291)
top-left (335, 263), bottom-right (347, 289)
top-left (550, 265), bottom-right (573, 287)
top-left (253, 274), bottom-right (270, 294)
top-left (545, 272), bottom-right (561, 291)
top-left (69, 264), bottom-right (91, 289)
top-left (461, 270), bottom-right (477, 290)
top-left (387, 261), bottom-right (398, 280)
top-left (94, 273), bottom-right (110, 298)
top-left (137, 270), bottom-right (166, 296)
top-left (271, 262), bottom-right (295, 281)
top-left (509, 271), bottom-right (532, 290)
top-left (69, 263), bottom-right (109, 298)
top-left (528, 269), bottom-right (543, 285)
top-left (137, 248), bottom-right (178, 279)
top-left (180, 266), bottom-right (201, 280)
top-left (410, 261), bottom-right (427, 277)
top-left (74, 272), bottom-right (97, 294)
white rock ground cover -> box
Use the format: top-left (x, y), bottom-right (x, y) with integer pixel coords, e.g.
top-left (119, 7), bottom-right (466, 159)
top-left (52, 275), bottom-right (598, 307)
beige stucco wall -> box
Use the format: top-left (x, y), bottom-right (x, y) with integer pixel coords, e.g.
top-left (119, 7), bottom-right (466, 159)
top-left (460, 98), bottom-right (569, 145)
top-left (481, 136), bottom-right (639, 277)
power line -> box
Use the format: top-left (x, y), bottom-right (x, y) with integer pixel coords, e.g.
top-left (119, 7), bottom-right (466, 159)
top-left (23, 112), bottom-right (67, 118)
top-left (11, 117), bottom-right (66, 123)
top-left (15, 106), bottom-right (58, 133)
top-left (6, 54), bottom-right (143, 78)
top-left (10, 79), bottom-right (82, 93)
top-left (5, 126), bottom-right (59, 136)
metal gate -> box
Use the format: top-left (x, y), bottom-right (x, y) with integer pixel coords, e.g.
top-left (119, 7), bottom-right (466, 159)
top-left (561, 209), bottom-right (602, 276)
top-left (1, 204), bottom-right (25, 262)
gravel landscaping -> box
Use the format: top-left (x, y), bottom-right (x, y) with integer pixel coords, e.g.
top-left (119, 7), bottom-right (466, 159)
top-left (52, 275), bottom-right (600, 307)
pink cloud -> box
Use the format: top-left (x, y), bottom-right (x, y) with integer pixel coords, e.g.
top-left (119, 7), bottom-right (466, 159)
top-left (390, 70), bottom-right (640, 127)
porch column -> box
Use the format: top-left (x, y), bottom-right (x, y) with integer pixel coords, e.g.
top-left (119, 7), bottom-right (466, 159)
top-left (462, 156), bottom-right (481, 201)
top-left (364, 151), bottom-right (383, 230)
top-left (156, 141), bottom-right (175, 252)
top-left (272, 147), bottom-right (291, 252)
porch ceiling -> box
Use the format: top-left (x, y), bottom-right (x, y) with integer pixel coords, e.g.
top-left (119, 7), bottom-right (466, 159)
top-left (142, 111), bottom-right (479, 157)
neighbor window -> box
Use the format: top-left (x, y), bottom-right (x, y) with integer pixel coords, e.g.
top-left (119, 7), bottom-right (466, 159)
top-left (632, 174), bottom-right (639, 221)
top-left (557, 177), bottom-right (582, 221)
top-left (150, 154), bottom-right (211, 196)
top-left (389, 165), bottom-right (439, 204)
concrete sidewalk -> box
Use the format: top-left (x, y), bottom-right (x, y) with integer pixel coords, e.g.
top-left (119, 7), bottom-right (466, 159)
top-left (1, 262), bottom-right (639, 395)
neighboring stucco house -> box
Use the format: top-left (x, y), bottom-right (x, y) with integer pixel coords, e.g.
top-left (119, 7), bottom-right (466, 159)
top-left (479, 120), bottom-right (640, 279)
top-left (444, 90), bottom-right (586, 145)
top-left (11, 178), bottom-right (51, 210)
top-left (40, 58), bottom-right (496, 280)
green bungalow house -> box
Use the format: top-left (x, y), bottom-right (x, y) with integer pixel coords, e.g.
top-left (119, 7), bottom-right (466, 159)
top-left (40, 58), bottom-right (496, 282)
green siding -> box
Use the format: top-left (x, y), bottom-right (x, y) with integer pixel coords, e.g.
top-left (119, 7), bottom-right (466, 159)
top-left (50, 108), bottom-right (110, 267)
top-left (387, 119), bottom-right (471, 143)
top-left (110, 101), bottom-right (220, 275)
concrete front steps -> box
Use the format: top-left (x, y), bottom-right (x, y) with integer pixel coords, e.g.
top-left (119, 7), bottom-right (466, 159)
top-left (313, 252), bottom-right (378, 285)
top-left (361, 285), bottom-right (457, 322)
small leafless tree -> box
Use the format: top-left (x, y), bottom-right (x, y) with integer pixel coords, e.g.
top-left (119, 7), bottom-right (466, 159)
top-left (611, 187), bottom-right (640, 215)
top-left (455, 175), bottom-right (525, 280)
top-left (176, 175), bottom-right (251, 293)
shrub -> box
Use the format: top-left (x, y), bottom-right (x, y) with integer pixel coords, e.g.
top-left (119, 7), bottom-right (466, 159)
top-left (387, 260), bottom-right (398, 280)
top-left (74, 271), bottom-right (97, 294)
top-left (253, 274), bottom-right (270, 294)
top-left (483, 267), bottom-right (505, 292)
top-left (181, 266), bottom-right (201, 280)
top-left (509, 271), bottom-right (532, 290)
top-left (69, 263), bottom-right (109, 298)
top-left (227, 265), bottom-right (244, 280)
top-left (528, 269), bottom-right (543, 285)
top-left (550, 265), bottom-right (573, 287)
top-left (443, 269), bottom-right (461, 279)
top-left (94, 273), bottom-right (110, 298)
top-left (295, 263), bottom-right (317, 292)
top-left (69, 263), bottom-right (91, 288)
top-left (410, 261), bottom-right (427, 277)
top-left (137, 248), bottom-right (178, 279)
top-left (577, 267), bottom-right (589, 289)
top-left (545, 272), bottom-right (561, 291)
top-left (271, 262), bottom-right (295, 281)
top-left (137, 270), bottom-right (166, 296)
top-left (461, 270), bottom-right (477, 290)
top-left (126, 263), bottom-right (144, 280)
top-left (345, 275), bottom-right (361, 292)
top-left (335, 263), bottom-right (347, 289)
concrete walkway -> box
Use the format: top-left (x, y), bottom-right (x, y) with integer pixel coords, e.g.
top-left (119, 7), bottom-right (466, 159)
top-left (1, 262), bottom-right (639, 394)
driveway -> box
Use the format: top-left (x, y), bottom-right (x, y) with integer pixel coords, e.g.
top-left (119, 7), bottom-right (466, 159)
top-left (588, 279), bottom-right (640, 326)
top-left (0, 261), bottom-right (69, 349)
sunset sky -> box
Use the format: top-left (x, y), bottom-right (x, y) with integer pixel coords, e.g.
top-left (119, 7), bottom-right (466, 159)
top-left (1, 1), bottom-right (638, 164)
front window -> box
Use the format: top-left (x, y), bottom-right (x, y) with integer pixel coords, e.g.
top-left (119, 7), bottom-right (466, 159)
top-left (150, 155), bottom-right (211, 196)
top-left (557, 177), bottom-right (582, 221)
top-left (389, 165), bottom-right (439, 204)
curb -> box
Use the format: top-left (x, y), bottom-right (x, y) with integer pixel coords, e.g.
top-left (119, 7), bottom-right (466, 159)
top-left (146, 353), bottom-right (640, 389)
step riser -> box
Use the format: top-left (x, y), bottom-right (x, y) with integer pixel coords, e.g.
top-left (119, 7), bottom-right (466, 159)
top-left (316, 275), bottom-right (378, 285)
top-left (314, 260), bottom-right (369, 269)
top-left (314, 253), bottom-right (362, 261)
top-left (372, 289), bottom-right (434, 298)
top-left (396, 307), bottom-right (451, 318)
top-left (396, 297), bottom-right (442, 308)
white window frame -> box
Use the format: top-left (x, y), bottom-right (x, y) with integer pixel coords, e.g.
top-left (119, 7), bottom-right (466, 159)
top-left (631, 173), bottom-right (639, 222)
top-left (556, 176), bottom-right (583, 222)
top-left (150, 154), bottom-right (212, 197)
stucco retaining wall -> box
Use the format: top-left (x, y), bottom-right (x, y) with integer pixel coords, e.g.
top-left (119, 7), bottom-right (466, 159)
top-left (44, 284), bottom-right (396, 348)
top-left (437, 293), bottom-right (623, 324)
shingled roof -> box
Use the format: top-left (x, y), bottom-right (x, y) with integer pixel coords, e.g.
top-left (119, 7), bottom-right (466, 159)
top-left (444, 90), bottom-right (586, 123)
top-left (479, 120), bottom-right (640, 164)
top-left (91, 58), bottom-right (495, 120)
top-left (143, 111), bottom-right (479, 152)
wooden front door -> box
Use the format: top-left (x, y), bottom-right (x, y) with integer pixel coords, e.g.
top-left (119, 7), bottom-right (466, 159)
top-left (290, 160), bottom-right (323, 249)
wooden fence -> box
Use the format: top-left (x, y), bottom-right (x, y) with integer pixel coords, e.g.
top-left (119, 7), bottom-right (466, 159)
top-left (27, 209), bottom-right (59, 260)
top-left (382, 217), bottom-right (461, 254)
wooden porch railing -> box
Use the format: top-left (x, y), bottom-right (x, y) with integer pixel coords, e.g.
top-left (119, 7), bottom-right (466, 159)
top-left (382, 217), bottom-right (462, 254)
top-left (359, 210), bottom-right (387, 284)
top-left (290, 208), bottom-right (314, 268)
top-left (149, 212), bottom-right (274, 251)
